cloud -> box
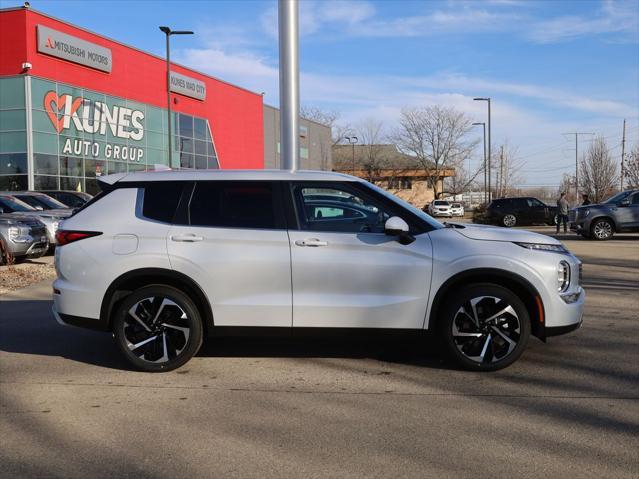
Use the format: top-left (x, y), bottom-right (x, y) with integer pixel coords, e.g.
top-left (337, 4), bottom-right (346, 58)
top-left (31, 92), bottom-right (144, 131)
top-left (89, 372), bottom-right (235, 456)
top-left (527, 0), bottom-right (639, 43)
top-left (260, 0), bottom-right (376, 38)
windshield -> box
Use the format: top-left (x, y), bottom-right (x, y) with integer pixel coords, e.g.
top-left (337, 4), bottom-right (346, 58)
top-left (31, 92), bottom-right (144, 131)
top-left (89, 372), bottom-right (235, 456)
top-left (14, 194), bottom-right (67, 210)
top-left (366, 182), bottom-right (444, 230)
top-left (0, 196), bottom-right (36, 213)
top-left (434, 201), bottom-right (449, 206)
top-left (452, 203), bottom-right (462, 208)
top-left (602, 191), bottom-right (633, 204)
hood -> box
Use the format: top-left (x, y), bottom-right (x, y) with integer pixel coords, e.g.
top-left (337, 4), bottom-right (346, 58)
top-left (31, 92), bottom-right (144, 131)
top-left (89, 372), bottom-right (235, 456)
top-left (0, 213), bottom-right (42, 224)
top-left (447, 222), bottom-right (561, 245)
top-left (34, 209), bottom-right (72, 218)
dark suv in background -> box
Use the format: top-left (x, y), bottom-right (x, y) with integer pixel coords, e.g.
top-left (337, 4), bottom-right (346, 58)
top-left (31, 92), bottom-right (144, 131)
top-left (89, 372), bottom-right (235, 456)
top-left (485, 197), bottom-right (557, 227)
top-left (570, 190), bottom-right (639, 240)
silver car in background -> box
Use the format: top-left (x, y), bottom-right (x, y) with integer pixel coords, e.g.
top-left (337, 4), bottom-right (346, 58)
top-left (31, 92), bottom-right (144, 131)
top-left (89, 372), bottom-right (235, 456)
top-left (428, 200), bottom-right (452, 217)
top-left (0, 194), bottom-right (67, 247)
top-left (0, 213), bottom-right (49, 264)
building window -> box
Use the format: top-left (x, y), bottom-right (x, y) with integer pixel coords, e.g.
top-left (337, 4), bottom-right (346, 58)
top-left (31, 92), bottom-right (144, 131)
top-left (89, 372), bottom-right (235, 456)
top-left (388, 177), bottom-right (412, 190)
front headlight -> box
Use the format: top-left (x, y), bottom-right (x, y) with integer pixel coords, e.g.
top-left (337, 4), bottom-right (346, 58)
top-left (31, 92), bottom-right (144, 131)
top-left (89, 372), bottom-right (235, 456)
top-left (557, 260), bottom-right (571, 292)
top-left (8, 226), bottom-right (31, 243)
top-left (515, 242), bottom-right (569, 254)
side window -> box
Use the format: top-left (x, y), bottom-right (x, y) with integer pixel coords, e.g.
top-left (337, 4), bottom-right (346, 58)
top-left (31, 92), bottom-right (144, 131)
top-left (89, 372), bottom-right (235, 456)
top-left (189, 181), bottom-right (277, 229)
top-left (631, 193), bottom-right (639, 205)
top-left (527, 198), bottom-right (544, 208)
top-left (142, 182), bottom-right (184, 223)
top-left (293, 184), bottom-right (392, 233)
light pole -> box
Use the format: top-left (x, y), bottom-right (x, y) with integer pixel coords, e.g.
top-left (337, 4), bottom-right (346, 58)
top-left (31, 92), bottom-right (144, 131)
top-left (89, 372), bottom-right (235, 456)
top-left (159, 26), bottom-right (193, 167)
top-left (472, 122), bottom-right (487, 204)
top-left (474, 98), bottom-right (491, 201)
top-left (346, 136), bottom-right (358, 176)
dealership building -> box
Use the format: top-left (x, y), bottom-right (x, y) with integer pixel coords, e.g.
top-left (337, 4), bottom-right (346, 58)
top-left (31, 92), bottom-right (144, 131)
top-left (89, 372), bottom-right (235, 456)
top-left (0, 6), bottom-right (331, 194)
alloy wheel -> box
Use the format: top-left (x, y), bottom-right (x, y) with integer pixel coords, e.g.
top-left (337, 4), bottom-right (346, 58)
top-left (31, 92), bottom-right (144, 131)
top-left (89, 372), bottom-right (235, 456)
top-left (123, 297), bottom-right (191, 364)
top-left (593, 221), bottom-right (612, 240)
top-left (503, 214), bottom-right (516, 227)
top-left (451, 296), bottom-right (521, 365)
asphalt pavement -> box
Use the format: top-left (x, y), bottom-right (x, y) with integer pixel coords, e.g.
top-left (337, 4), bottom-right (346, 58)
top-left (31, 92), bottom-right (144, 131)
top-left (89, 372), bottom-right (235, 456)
top-left (1, 227), bottom-right (638, 478)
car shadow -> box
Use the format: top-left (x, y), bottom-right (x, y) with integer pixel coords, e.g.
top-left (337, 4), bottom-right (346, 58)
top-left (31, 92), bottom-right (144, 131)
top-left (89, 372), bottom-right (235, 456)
top-left (0, 298), bottom-right (457, 372)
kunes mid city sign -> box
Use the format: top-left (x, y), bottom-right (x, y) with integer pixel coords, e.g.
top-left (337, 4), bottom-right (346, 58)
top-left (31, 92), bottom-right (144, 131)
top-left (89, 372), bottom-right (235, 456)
top-left (44, 91), bottom-right (145, 162)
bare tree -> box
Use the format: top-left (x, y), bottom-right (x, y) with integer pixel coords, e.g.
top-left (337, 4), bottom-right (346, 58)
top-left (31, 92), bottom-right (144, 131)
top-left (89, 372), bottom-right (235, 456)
top-left (355, 118), bottom-right (388, 181)
top-left (393, 105), bottom-right (479, 199)
top-left (625, 144), bottom-right (639, 189)
top-left (446, 159), bottom-right (484, 197)
top-left (494, 142), bottom-right (524, 198)
top-left (300, 105), bottom-right (351, 170)
top-left (579, 136), bottom-right (618, 202)
top-left (558, 173), bottom-right (577, 205)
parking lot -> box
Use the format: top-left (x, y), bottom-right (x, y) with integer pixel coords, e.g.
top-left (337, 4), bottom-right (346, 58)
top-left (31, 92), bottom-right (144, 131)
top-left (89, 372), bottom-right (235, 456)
top-left (1, 226), bottom-right (638, 478)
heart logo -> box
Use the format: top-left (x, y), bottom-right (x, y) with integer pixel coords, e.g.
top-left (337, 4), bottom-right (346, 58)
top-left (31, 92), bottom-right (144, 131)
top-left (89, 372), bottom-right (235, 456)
top-left (43, 91), bottom-right (83, 133)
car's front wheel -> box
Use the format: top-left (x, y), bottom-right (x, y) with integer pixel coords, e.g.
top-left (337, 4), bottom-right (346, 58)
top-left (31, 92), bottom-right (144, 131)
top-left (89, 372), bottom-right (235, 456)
top-left (113, 285), bottom-right (203, 372)
top-left (440, 284), bottom-right (531, 371)
top-left (590, 218), bottom-right (614, 240)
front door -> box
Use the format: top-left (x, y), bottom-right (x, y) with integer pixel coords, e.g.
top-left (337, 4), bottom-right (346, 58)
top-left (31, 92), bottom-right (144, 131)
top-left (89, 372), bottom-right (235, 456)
top-left (288, 182), bottom-right (433, 329)
top-left (167, 180), bottom-right (292, 327)
top-left (527, 198), bottom-right (550, 224)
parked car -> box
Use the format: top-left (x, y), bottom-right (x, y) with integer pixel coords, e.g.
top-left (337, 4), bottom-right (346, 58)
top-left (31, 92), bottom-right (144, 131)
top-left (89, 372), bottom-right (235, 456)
top-left (450, 203), bottom-right (465, 217)
top-left (570, 189), bottom-right (639, 240)
top-left (485, 197), bottom-right (557, 227)
top-left (0, 194), bottom-right (65, 247)
top-left (40, 190), bottom-right (93, 209)
top-left (53, 170), bottom-right (584, 373)
top-left (3, 191), bottom-right (73, 215)
top-left (427, 200), bottom-right (452, 217)
top-left (0, 213), bottom-right (49, 264)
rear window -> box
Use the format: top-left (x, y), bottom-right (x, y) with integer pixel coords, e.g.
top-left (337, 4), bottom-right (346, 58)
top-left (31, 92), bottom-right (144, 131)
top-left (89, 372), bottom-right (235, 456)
top-left (189, 181), bottom-right (278, 229)
top-left (142, 182), bottom-right (184, 223)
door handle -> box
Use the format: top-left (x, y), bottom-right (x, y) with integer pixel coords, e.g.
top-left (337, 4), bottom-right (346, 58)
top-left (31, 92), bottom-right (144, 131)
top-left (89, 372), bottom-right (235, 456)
top-left (171, 234), bottom-right (204, 242)
top-left (295, 238), bottom-right (328, 247)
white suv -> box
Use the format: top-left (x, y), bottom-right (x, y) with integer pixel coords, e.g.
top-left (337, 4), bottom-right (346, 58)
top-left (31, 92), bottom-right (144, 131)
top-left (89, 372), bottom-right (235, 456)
top-left (53, 170), bottom-right (584, 372)
top-left (428, 200), bottom-right (452, 217)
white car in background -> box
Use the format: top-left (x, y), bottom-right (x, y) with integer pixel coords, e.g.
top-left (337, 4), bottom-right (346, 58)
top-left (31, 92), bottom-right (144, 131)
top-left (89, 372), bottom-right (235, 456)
top-left (450, 203), bottom-right (465, 217)
top-left (53, 170), bottom-right (584, 373)
top-left (428, 200), bottom-right (452, 217)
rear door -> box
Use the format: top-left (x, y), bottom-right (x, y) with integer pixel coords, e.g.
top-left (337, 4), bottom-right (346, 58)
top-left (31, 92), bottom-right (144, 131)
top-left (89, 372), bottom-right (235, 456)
top-left (166, 180), bottom-right (292, 327)
top-left (287, 182), bottom-right (433, 329)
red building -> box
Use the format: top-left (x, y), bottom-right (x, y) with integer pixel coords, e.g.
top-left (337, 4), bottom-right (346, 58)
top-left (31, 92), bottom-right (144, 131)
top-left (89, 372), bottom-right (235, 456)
top-left (0, 6), bottom-right (264, 193)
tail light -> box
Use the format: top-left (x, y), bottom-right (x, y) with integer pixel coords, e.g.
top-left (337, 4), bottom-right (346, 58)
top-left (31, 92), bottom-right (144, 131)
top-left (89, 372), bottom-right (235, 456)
top-left (56, 230), bottom-right (102, 246)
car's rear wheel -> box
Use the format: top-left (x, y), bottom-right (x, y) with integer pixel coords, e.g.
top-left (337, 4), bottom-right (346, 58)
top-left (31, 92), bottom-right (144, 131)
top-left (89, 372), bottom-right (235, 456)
top-left (113, 285), bottom-right (203, 372)
top-left (590, 218), bottom-right (614, 240)
top-left (440, 284), bottom-right (530, 371)
top-left (502, 214), bottom-right (517, 227)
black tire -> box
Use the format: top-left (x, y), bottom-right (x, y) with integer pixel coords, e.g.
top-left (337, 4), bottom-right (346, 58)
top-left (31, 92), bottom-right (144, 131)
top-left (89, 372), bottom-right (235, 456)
top-left (590, 218), bottom-right (614, 241)
top-left (501, 214), bottom-right (517, 227)
top-left (439, 283), bottom-right (531, 371)
top-left (113, 285), bottom-right (204, 372)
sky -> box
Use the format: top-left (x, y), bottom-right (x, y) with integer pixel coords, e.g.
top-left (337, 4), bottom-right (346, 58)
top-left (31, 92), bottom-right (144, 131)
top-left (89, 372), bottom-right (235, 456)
top-left (20, 0), bottom-right (639, 187)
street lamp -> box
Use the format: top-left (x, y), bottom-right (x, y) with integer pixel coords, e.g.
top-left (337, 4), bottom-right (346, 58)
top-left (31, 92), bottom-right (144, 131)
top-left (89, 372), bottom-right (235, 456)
top-left (345, 136), bottom-right (358, 176)
top-left (159, 26), bottom-right (194, 167)
top-left (474, 97), bottom-right (491, 201)
top-left (472, 122), bottom-right (487, 204)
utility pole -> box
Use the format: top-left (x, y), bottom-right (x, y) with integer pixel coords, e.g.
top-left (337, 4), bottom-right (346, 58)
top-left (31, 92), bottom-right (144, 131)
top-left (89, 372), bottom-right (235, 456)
top-left (499, 145), bottom-right (504, 197)
top-left (563, 132), bottom-right (594, 202)
top-left (621, 119), bottom-right (626, 190)
top-left (278, 0), bottom-right (300, 171)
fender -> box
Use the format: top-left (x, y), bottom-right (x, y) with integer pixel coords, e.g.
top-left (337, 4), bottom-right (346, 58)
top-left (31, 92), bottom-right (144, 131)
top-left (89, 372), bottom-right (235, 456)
top-left (99, 267), bottom-right (215, 333)
top-left (425, 267), bottom-right (546, 341)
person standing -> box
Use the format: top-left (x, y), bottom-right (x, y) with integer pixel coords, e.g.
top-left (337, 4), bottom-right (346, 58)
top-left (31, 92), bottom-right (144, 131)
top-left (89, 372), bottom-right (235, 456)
top-left (556, 192), bottom-right (569, 233)
top-left (581, 194), bottom-right (591, 206)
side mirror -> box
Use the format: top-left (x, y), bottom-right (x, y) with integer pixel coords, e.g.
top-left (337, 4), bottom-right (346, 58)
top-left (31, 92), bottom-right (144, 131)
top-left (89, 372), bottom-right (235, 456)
top-left (35, 205), bottom-right (44, 211)
top-left (619, 199), bottom-right (630, 207)
top-left (384, 216), bottom-right (415, 245)
top-left (0, 207), bottom-right (4, 214)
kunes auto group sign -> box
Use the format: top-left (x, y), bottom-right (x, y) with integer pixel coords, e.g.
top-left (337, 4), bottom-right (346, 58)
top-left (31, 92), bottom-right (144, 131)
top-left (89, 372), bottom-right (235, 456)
top-left (44, 91), bottom-right (145, 162)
